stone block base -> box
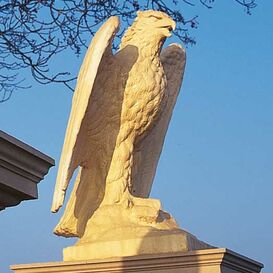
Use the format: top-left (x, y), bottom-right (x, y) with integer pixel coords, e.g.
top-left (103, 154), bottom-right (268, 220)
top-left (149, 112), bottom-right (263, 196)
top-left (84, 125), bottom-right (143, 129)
top-left (11, 248), bottom-right (263, 273)
top-left (64, 229), bottom-right (211, 261)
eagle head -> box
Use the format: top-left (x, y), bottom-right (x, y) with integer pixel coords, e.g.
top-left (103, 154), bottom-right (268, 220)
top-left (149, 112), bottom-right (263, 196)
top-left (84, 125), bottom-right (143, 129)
top-left (135, 10), bottom-right (176, 38)
top-left (120, 10), bottom-right (176, 53)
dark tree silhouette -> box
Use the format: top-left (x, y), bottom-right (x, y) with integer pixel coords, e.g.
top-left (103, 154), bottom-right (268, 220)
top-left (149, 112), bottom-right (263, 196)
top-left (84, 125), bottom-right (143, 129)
top-left (0, 0), bottom-right (257, 102)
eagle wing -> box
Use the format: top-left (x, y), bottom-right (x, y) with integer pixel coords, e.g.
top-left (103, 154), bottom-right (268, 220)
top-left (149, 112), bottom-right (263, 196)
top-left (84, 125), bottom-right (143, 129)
top-left (51, 16), bottom-right (120, 213)
top-left (131, 44), bottom-right (186, 197)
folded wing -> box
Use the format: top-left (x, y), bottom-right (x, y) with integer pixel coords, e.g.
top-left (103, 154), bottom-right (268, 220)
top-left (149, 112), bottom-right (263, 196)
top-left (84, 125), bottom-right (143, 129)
top-left (51, 17), bottom-right (120, 213)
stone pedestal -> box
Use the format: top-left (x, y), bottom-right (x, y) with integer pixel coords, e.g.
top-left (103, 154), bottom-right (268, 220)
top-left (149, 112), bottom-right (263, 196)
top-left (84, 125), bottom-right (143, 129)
top-left (11, 248), bottom-right (263, 273)
top-left (63, 228), bottom-right (211, 261)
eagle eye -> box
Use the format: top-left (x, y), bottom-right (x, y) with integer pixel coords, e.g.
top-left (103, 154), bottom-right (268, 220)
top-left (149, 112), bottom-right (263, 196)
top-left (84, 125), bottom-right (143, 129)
top-left (148, 15), bottom-right (162, 20)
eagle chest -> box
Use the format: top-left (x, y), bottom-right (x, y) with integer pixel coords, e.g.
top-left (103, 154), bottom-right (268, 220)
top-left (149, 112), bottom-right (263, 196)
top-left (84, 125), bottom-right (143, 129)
top-left (122, 59), bottom-right (166, 134)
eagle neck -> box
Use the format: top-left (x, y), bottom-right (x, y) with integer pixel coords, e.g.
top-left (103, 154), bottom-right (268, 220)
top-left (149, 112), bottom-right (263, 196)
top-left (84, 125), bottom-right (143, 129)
top-left (120, 29), bottom-right (165, 60)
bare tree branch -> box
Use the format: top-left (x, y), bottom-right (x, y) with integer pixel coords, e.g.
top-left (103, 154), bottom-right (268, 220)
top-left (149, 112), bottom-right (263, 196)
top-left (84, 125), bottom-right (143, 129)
top-left (0, 0), bottom-right (257, 102)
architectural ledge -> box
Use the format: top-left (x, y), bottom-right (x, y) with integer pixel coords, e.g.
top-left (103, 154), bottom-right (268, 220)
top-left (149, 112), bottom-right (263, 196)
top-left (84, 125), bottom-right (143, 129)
top-left (10, 248), bottom-right (263, 273)
top-left (0, 130), bottom-right (55, 210)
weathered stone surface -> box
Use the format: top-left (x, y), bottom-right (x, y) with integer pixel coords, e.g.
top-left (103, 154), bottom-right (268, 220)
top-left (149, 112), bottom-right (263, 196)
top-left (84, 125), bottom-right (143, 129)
top-left (63, 228), bottom-right (211, 261)
top-left (10, 248), bottom-right (263, 273)
top-left (50, 10), bottom-right (206, 260)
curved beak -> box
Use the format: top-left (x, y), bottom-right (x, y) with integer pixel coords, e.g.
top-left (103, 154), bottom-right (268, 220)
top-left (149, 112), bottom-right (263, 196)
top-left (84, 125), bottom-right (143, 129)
top-left (169, 20), bottom-right (176, 32)
top-left (160, 19), bottom-right (176, 37)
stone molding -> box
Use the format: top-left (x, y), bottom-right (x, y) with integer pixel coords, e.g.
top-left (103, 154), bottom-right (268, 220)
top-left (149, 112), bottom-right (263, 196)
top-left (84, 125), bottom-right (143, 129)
top-left (10, 248), bottom-right (263, 273)
top-left (0, 130), bottom-right (54, 210)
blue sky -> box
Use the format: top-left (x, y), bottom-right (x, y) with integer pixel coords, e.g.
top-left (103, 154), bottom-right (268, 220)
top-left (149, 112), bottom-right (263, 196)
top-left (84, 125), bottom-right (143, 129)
top-left (1, 1), bottom-right (272, 272)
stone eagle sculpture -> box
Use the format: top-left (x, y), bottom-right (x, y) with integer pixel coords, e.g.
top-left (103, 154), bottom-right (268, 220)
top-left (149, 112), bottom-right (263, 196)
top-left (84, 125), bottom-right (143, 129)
top-left (51, 10), bottom-right (208, 261)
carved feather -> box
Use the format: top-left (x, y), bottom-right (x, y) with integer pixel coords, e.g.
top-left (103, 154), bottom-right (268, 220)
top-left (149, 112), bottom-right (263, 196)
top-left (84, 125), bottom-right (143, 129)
top-left (51, 16), bottom-right (120, 213)
top-left (131, 44), bottom-right (186, 197)
top-left (51, 12), bottom-right (186, 239)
